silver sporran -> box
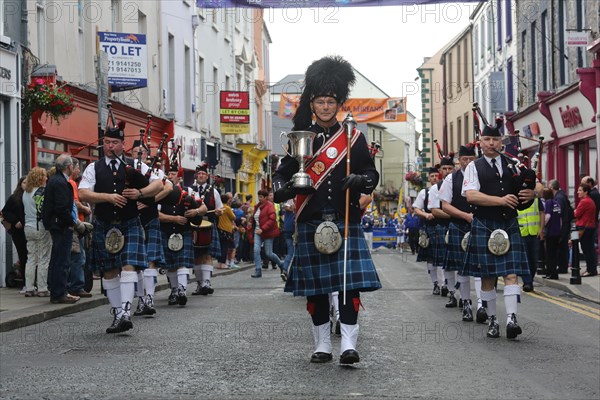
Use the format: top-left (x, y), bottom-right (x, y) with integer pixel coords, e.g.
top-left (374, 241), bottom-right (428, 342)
top-left (314, 221), bottom-right (342, 255)
top-left (461, 232), bottom-right (470, 252)
top-left (487, 229), bottom-right (510, 256)
top-left (418, 229), bottom-right (429, 248)
top-left (281, 130), bottom-right (321, 194)
top-left (105, 227), bottom-right (125, 254)
top-left (168, 233), bottom-right (184, 252)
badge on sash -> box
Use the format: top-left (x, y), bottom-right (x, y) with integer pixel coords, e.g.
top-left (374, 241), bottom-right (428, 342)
top-left (105, 227), bottom-right (125, 254)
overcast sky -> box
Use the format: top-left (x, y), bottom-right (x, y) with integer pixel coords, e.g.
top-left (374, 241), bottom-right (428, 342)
top-left (265, 2), bottom-right (476, 123)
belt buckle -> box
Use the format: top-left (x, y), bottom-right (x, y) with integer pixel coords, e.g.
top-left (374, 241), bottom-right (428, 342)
top-left (322, 213), bottom-right (336, 222)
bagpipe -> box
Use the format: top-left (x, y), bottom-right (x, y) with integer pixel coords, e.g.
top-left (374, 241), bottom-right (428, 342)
top-left (472, 102), bottom-right (544, 196)
top-left (368, 141), bottom-right (381, 160)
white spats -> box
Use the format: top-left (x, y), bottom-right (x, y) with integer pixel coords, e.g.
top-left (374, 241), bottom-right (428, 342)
top-left (340, 323), bottom-right (359, 354)
top-left (312, 322), bottom-right (332, 354)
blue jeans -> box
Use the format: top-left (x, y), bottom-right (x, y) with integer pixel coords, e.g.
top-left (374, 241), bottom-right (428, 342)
top-left (521, 235), bottom-right (539, 284)
top-left (68, 236), bottom-right (85, 293)
top-left (282, 231), bottom-right (294, 273)
top-left (49, 229), bottom-right (73, 301)
top-left (254, 234), bottom-right (283, 274)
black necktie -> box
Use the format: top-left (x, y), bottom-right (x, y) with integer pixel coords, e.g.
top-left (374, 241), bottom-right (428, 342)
top-left (491, 158), bottom-right (500, 177)
top-left (110, 159), bottom-right (118, 174)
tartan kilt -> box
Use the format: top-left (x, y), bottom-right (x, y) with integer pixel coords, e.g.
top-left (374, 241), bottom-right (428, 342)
top-left (460, 217), bottom-right (529, 277)
top-left (416, 225), bottom-right (435, 262)
top-left (162, 230), bottom-right (194, 269)
top-left (432, 224), bottom-right (449, 266)
top-left (443, 222), bottom-right (470, 271)
top-left (143, 217), bottom-right (165, 268)
top-left (284, 220), bottom-right (382, 297)
top-left (91, 217), bottom-right (148, 273)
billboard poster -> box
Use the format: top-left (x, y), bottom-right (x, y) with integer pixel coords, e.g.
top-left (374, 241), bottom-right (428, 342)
top-left (220, 91), bottom-right (250, 134)
top-left (279, 94), bottom-right (407, 123)
top-left (97, 32), bottom-right (147, 92)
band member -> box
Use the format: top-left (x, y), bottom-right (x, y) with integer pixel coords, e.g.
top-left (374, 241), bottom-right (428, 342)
top-left (131, 140), bottom-right (173, 317)
top-left (159, 162), bottom-right (206, 306)
top-left (428, 155), bottom-right (455, 298)
top-left (439, 144), bottom-right (480, 321)
top-left (79, 125), bottom-right (164, 334)
top-left (273, 56), bottom-right (381, 365)
top-left (461, 121), bottom-right (534, 339)
top-left (413, 167), bottom-right (442, 294)
top-left (189, 164), bottom-right (223, 295)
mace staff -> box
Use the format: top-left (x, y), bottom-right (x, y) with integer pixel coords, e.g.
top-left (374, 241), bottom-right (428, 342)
top-left (342, 112), bottom-right (356, 306)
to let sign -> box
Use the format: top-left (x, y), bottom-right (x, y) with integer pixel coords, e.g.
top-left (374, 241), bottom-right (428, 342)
top-left (220, 91), bottom-right (250, 134)
top-left (98, 32), bottom-right (148, 92)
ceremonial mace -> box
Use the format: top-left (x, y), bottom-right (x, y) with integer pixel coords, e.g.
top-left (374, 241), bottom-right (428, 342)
top-left (342, 112), bottom-right (357, 306)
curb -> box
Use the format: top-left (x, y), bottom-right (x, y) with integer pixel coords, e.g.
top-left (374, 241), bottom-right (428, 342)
top-left (0, 264), bottom-right (254, 333)
top-left (533, 275), bottom-right (599, 303)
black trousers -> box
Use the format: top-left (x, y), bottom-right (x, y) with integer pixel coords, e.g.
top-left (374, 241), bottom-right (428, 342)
top-left (544, 236), bottom-right (560, 277)
top-left (307, 290), bottom-right (360, 326)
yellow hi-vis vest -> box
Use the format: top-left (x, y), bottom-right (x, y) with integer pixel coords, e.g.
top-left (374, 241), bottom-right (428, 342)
top-left (517, 199), bottom-right (541, 237)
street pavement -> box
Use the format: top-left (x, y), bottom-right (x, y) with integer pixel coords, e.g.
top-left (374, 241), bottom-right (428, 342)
top-left (0, 250), bottom-right (599, 399)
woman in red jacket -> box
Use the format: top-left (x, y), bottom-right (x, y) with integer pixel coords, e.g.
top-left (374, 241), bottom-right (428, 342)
top-left (251, 190), bottom-right (284, 278)
top-left (575, 183), bottom-right (598, 277)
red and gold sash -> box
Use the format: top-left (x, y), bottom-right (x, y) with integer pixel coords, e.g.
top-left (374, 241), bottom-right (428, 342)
top-left (296, 125), bottom-right (361, 220)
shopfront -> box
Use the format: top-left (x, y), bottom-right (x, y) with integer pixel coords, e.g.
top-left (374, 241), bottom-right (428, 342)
top-left (236, 143), bottom-right (269, 199)
top-left (0, 45), bottom-right (21, 286)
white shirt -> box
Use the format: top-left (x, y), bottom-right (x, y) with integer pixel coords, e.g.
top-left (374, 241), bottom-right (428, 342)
top-left (413, 188), bottom-right (427, 210)
top-left (134, 160), bottom-right (164, 183)
top-left (428, 184), bottom-right (441, 209)
top-left (439, 173), bottom-right (454, 204)
top-left (190, 182), bottom-right (223, 209)
top-left (462, 155), bottom-right (503, 197)
top-left (79, 156), bottom-right (151, 191)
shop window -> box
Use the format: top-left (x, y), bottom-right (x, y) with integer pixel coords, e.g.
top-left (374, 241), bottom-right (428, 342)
top-left (37, 139), bottom-right (65, 152)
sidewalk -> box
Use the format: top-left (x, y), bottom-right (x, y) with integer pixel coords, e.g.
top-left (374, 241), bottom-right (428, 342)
top-left (0, 263), bottom-right (254, 332)
top-left (533, 271), bottom-right (600, 304)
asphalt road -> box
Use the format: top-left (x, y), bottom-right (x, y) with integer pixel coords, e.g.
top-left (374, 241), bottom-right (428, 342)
top-left (1, 249), bottom-right (599, 400)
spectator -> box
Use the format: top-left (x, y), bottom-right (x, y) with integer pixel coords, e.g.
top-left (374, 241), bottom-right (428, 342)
top-left (542, 188), bottom-right (562, 279)
top-left (22, 168), bottom-right (50, 297)
top-left (361, 211), bottom-right (374, 252)
top-left (517, 182), bottom-right (545, 292)
top-left (217, 192), bottom-right (237, 269)
top-left (575, 183), bottom-right (598, 277)
top-left (548, 179), bottom-right (573, 273)
top-left (404, 207), bottom-right (421, 255)
top-left (68, 158), bottom-right (92, 298)
top-left (281, 200), bottom-right (295, 281)
top-left (42, 154), bottom-right (79, 304)
top-left (250, 190), bottom-right (284, 278)
top-left (1, 177), bottom-right (28, 285)
top-left (232, 196), bottom-right (245, 263)
top-left (241, 194), bottom-right (253, 214)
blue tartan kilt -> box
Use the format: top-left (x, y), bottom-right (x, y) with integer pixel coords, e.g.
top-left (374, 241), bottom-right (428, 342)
top-left (416, 225), bottom-right (435, 263)
top-left (432, 224), bottom-right (449, 266)
top-left (162, 230), bottom-right (194, 269)
top-left (443, 222), bottom-right (470, 271)
top-left (284, 220), bottom-right (382, 297)
top-left (91, 217), bottom-right (148, 273)
top-left (460, 217), bottom-right (529, 277)
top-left (143, 217), bottom-right (165, 268)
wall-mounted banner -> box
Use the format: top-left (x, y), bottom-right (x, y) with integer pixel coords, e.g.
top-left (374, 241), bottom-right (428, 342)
top-left (279, 94), bottom-right (407, 123)
top-left (197, 0), bottom-right (478, 8)
top-left (97, 32), bottom-right (147, 92)
top-left (221, 91), bottom-right (250, 134)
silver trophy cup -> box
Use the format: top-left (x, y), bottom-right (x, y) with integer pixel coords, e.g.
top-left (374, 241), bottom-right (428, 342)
top-left (281, 130), bottom-right (320, 194)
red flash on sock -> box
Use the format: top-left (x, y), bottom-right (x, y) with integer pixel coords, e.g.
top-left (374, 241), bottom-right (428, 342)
top-left (306, 302), bottom-right (315, 315)
top-left (353, 297), bottom-right (364, 313)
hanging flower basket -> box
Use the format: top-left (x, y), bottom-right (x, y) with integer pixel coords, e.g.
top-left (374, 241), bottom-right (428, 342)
top-left (22, 79), bottom-right (76, 125)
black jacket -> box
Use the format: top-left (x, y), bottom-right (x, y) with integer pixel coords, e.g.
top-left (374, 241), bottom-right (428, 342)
top-left (42, 173), bottom-right (74, 231)
top-left (1, 193), bottom-right (25, 233)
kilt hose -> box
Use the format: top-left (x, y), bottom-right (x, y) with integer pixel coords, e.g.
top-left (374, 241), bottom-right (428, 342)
top-left (461, 217), bottom-right (529, 278)
top-left (443, 222), bottom-right (470, 272)
top-left (416, 224), bottom-right (436, 263)
top-left (284, 220), bottom-right (382, 297)
top-left (91, 217), bottom-right (148, 273)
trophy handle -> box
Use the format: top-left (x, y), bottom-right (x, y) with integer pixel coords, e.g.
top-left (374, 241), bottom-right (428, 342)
top-left (280, 131), bottom-right (294, 158)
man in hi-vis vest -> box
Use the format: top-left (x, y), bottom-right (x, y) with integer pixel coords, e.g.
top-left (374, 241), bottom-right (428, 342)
top-left (517, 183), bottom-right (545, 293)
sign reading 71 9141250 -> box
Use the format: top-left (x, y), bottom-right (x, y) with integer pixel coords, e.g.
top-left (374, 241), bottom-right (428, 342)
top-left (97, 32), bottom-right (148, 92)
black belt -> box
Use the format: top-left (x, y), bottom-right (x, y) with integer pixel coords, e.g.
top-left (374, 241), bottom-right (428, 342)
top-left (308, 212), bottom-right (339, 221)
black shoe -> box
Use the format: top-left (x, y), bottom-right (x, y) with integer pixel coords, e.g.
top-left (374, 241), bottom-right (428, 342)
top-left (458, 298), bottom-right (463, 308)
top-left (441, 285), bottom-right (449, 297)
top-left (251, 273), bottom-right (262, 278)
top-left (261, 264), bottom-right (269, 270)
top-left (522, 283), bottom-right (533, 292)
top-left (168, 289), bottom-right (178, 306)
top-left (506, 313), bottom-right (523, 339)
top-left (462, 299), bottom-right (474, 322)
top-left (432, 284), bottom-right (441, 295)
top-left (476, 307), bottom-right (488, 324)
top-left (339, 349), bottom-right (360, 365)
top-left (445, 293), bottom-right (458, 308)
top-left (335, 320), bottom-right (341, 336)
top-left (271, 264), bottom-right (277, 270)
top-left (133, 298), bottom-right (147, 317)
top-left (547, 275), bottom-right (559, 280)
top-left (280, 272), bottom-right (288, 282)
top-left (192, 283), bottom-right (203, 296)
top-left (486, 316), bottom-right (500, 338)
top-left (144, 297), bottom-right (156, 316)
top-left (177, 289), bottom-right (187, 306)
top-left (310, 352), bottom-right (333, 363)
top-left (106, 312), bottom-right (133, 334)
